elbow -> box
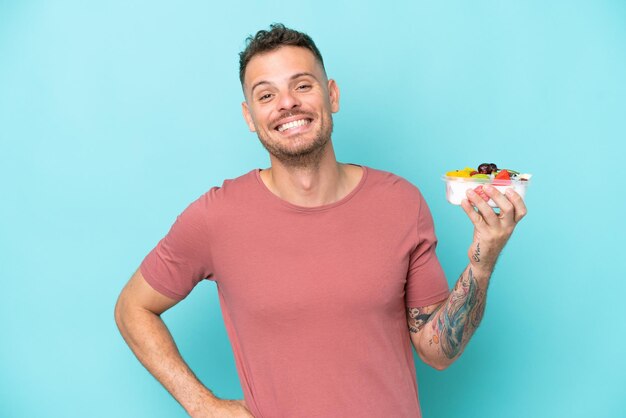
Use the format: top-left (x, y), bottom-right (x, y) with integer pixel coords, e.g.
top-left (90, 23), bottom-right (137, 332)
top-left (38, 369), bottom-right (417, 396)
top-left (114, 299), bottom-right (122, 331)
top-left (114, 294), bottom-right (136, 344)
top-left (114, 293), bottom-right (127, 332)
top-left (417, 347), bottom-right (453, 371)
top-left (429, 360), bottom-right (451, 371)
top-left (114, 298), bottom-right (121, 326)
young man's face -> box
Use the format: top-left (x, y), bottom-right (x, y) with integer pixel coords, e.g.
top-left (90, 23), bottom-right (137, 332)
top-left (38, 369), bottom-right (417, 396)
top-left (241, 46), bottom-right (340, 164)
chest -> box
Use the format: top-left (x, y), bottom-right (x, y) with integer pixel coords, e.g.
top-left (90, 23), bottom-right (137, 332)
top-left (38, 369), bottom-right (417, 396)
top-left (209, 210), bottom-right (415, 324)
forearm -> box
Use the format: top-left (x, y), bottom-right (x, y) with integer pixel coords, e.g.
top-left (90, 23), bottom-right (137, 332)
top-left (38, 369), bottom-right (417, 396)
top-left (410, 184), bottom-right (527, 369)
top-left (115, 304), bottom-right (218, 416)
top-left (416, 264), bottom-right (491, 369)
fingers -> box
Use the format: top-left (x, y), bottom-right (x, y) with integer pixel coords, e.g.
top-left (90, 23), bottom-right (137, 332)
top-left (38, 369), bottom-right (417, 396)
top-left (464, 188), bottom-right (499, 226)
top-left (488, 186), bottom-right (527, 224)
top-left (462, 185), bottom-right (528, 229)
top-left (484, 186), bottom-right (515, 225)
top-left (504, 188), bottom-right (528, 222)
top-left (461, 197), bottom-right (483, 227)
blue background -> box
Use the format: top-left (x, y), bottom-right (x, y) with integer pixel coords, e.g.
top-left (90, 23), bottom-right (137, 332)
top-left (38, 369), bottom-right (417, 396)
top-left (2, 1), bottom-right (625, 417)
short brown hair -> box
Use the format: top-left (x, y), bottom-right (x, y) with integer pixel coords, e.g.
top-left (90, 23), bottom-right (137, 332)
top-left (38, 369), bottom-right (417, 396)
top-left (239, 23), bottom-right (325, 85)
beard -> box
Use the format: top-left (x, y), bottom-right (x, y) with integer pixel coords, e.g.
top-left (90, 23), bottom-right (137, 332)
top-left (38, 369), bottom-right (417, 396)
top-left (256, 111), bottom-right (333, 169)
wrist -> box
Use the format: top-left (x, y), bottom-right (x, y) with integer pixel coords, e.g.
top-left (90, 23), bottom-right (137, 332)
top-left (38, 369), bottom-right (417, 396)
top-left (184, 389), bottom-right (220, 417)
top-left (469, 262), bottom-right (493, 280)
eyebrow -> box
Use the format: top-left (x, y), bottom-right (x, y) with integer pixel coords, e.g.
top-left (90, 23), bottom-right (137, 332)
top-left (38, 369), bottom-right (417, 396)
top-left (250, 72), bottom-right (319, 96)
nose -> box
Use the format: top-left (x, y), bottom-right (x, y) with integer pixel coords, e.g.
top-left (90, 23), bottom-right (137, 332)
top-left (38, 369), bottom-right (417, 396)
top-left (276, 89), bottom-right (301, 111)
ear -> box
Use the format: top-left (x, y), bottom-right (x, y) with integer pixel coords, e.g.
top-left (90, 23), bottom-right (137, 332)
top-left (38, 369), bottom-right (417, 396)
top-left (241, 101), bottom-right (256, 132)
top-left (327, 79), bottom-right (340, 113)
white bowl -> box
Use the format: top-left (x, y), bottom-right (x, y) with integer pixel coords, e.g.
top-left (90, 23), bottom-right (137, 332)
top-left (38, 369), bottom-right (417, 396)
top-left (442, 175), bottom-right (530, 208)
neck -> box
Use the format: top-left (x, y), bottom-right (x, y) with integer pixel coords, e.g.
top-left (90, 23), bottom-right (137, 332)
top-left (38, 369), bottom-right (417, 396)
top-left (260, 141), bottom-right (358, 207)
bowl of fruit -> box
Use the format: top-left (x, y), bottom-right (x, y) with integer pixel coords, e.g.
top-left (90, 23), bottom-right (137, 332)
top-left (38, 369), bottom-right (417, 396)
top-left (442, 163), bottom-right (531, 208)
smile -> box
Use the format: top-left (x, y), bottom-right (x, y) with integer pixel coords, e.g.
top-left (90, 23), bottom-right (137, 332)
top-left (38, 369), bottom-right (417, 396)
top-left (276, 118), bottom-right (311, 132)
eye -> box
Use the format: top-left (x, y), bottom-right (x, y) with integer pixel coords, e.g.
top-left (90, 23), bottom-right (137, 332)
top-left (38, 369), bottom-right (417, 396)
top-left (257, 92), bottom-right (274, 102)
top-left (296, 84), bottom-right (312, 91)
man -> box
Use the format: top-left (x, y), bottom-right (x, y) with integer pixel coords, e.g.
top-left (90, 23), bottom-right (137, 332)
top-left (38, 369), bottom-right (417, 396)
top-left (115, 24), bottom-right (527, 418)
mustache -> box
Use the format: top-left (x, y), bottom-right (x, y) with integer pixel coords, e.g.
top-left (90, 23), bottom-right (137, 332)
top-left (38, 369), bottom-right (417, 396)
top-left (271, 111), bottom-right (314, 127)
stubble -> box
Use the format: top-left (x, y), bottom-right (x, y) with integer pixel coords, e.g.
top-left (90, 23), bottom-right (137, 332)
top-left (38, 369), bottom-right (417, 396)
top-left (256, 111), bottom-right (333, 169)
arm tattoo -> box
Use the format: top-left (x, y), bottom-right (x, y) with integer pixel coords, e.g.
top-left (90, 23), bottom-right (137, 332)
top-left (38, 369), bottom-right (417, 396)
top-left (407, 307), bottom-right (439, 334)
top-left (430, 268), bottom-right (487, 359)
top-left (472, 242), bottom-right (481, 262)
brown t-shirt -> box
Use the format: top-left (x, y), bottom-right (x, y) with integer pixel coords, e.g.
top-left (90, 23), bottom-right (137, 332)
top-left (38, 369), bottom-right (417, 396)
top-left (141, 166), bottom-right (449, 418)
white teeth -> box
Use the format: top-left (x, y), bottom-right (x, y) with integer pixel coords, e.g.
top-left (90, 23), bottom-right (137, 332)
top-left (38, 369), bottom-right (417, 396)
top-left (277, 119), bottom-right (310, 132)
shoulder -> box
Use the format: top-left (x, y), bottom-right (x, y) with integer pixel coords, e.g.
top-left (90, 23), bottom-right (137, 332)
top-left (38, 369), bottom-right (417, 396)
top-left (169, 170), bottom-right (259, 226)
top-left (354, 165), bottom-right (433, 228)
top-left (192, 169), bottom-right (259, 208)
top-left (362, 166), bottom-right (426, 206)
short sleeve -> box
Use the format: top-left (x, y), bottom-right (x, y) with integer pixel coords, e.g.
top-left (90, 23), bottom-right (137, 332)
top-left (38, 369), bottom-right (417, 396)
top-left (405, 192), bottom-right (449, 307)
top-left (140, 193), bottom-right (214, 301)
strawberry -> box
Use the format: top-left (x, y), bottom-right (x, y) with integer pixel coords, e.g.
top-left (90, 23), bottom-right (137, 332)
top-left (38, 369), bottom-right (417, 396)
top-left (494, 169), bottom-right (510, 180)
top-left (473, 185), bottom-right (490, 202)
top-left (494, 169), bottom-right (511, 185)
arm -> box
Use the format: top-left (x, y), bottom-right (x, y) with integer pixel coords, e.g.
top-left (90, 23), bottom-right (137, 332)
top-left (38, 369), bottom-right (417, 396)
top-left (407, 264), bottom-right (488, 370)
top-left (407, 185), bottom-right (527, 370)
top-left (114, 269), bottom-right (253, 417)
